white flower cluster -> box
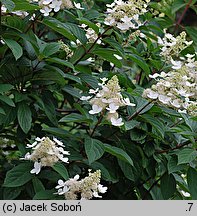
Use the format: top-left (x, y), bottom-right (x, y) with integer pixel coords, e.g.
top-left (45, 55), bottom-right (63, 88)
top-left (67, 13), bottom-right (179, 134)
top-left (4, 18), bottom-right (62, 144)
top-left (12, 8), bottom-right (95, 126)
top-left (1, 5), bottom-right (29, 18)
top-left (21, 137), bottom-right (70, 174)
top-left (59, 40), bottom-right (73, 58)
top-left (158, 30), bottom-right (193, 61)
top-left (55, 169), bottom-right (107, 200)
top-left (104, 0), bottom-right (150, 31)
top-left (81, 23), bottom-right (102, 44)
top-left (143, 54), bottom-right (197, 116)
top-left (30, 0), bottom-right (83, 16)
top-left (33, 0), bottom-right (73, 16)
top-left (80, 75), bottom-right (135, 126)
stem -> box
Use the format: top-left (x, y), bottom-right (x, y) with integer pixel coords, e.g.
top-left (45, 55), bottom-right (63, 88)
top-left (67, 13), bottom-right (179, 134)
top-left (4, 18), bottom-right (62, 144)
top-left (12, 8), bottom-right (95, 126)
top-left (174, 0), bottom-right (193, 32)
top-left (142, 173), bottom-right (165, 200)
top-left (127, 101), bottom-right (152, 121)
top-left (74, 26), bottom-right (113, 66)
top-left (90, 113), bottom-right (104, 137)
top-left (156, 139), bottom-right (195, 154)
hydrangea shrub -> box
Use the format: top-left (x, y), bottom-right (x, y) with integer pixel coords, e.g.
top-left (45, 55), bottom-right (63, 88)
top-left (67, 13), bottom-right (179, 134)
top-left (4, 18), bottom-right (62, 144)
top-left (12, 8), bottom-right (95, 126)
top-left (0, 0), bottom-right (197, 200)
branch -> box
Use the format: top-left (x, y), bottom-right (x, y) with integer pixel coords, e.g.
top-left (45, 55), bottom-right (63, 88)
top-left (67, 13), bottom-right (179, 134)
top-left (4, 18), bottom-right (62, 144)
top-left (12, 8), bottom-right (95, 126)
top-left (174, 0), bottom-right (193, 32)
top-left (90, 112), bottom-right (104, 137)
top-left (142, 173), bottom-right (165, 200)
top-left (156, 139), bottom-right (195, 154)
top-left (127, 101), bottom-right (152, 121)
top-left (73, 26), bottom-right (113, 66)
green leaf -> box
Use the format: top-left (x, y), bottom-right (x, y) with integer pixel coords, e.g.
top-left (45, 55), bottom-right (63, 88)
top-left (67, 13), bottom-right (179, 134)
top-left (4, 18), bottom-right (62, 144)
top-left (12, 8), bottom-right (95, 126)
top-left (3, 187), bottom-right (22, 200)
top-left (118, 160), bottom-right (134, 181)
top-left (79, 73), bottom-right (99, 89)
top-left (43, 127), bottom-right (72, 139)
top-left (52, 163), bottom-right (69, 180)
top-left (128, 54), bottom-right (150, 75)
top-left (42, 17), bottom-right (76, 41)
top-left (84, 138), bottom-right (105, 164)
top-left (42, 93), bottom-right (58, 126)
top-left (78, 18), bottom-right (99, 34)
top-left (0, 108), bottom-right (5, 115)
top-left (0, 95), bottom-right (15, 107)
top-left (0, 84), bottom-right (14, 93)
top-left (64, 73), bottom-right (82, 84)
top-left (3, 163), bottom-right (33, 187)
top-left (17, 102), bottom-right (32, 134)
top-left (161, 173), bottom-right (176, 199)
top-left (172, 0), bottom-right (186, 13)
top-left (187, 167), bottom-right (197, 199)
top-left (41, 42), bottom-right (60, 57)
top-left (124, 120), bottom-right (140, 131)
top-left (33, 189), bottom-right (56, 200)
top-left (3, 38), bottom-right (23, 60)
top-left (65, 23), bottom-right (87, 44)
top-left (186, 27), bottom-right (197, 46)
top-left (33, 69), bottom-right (65, 86)
top-left (130, 128), bottom-right (146, 141)
top-left (177, 148), bottom-right (197, 165)
top-left (32, 178), bottom-right (45, 194)
top-left (12, 0), bottom-right (39, 11)
top-left (1, 0), bottom-right (15, 11)
top-left (47, 57), bottom-right (74, 70)
top-left (3, 16), bottom-right (25, 32)
top-left (104, 144), bottom-right (134, 166)
top-left (93, 48), bottom-right (122, 68)
top-left (141, 114), bottom-right (165, 138)
top-left (90, 162), bottom-right (116, 182)
top-left (103, 38), bottom-right (125, 56)
top-left (62, 86), bottom-right (81, 98)
top-left (167, 156), bottom-right (185, 174)
top-left (59, 113), bottom-right (91, 123)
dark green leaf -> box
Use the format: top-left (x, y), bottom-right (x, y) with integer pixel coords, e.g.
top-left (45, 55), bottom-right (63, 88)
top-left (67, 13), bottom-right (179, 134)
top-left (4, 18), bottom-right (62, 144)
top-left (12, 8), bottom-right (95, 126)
top-left (85, 137), bottom-right (105, 164)
top-left (93, 48), bottom-right (122, 68)
top-left (3, 38), bottom-right (23, 60)
top-left (42, 17), bottom-right (76, 41)
top-left (1, 0), bottom-right (15, 11)
top-left (141, 114), bottom-right (165, 138)
top-left (177, 148), bottom-right (197, 165)
top-left (0, 95), bottom-right (15, 107)
top-left (3, 163), bottom-right (33, 187)
top-left (47, 57), bottom-right (74, 70)
top-left (168, 156), bottom-right (185, 174)
top-left (32, 178), bottom-right (45, 194)
top-left (41, 42), bottom-right (60, 57)
top-left (187, 167), bottom-right (197, 199)
top-left (128, 54), bottom-right (150, 75)
top-left (161, 173), bottom-right (176, 199)
top-left (17, 102), bottom-right (32, 133)
top-left (3, 187), bottom-right (22, 200)
top-left (59, 113), bottom-right (91, 123)
top-left (104, 144), bottom-right (134, 166)
top-left (52, 163), bottom-right (69, 180)
top-left (33, 189), bottom-right (56, 200)
top-left (0, 84), bottom-right (14, 93)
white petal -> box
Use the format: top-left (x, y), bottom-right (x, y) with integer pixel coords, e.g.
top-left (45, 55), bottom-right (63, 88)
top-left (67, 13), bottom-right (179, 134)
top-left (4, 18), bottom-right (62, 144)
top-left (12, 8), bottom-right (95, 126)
top-left (30, 162), bottom-right (41, 175)
top-left (26, 141), bottom-right (37, 148)
top-left (74, 174), bottom-right (80, 180)
top-left (89, 105), bottom-right (103, 114)
top-left (93, 191), bottom-right (102, 198)
top-left (53, 137), bottom-right (64, 147)
top-left (98, 184), bottom-right (108, 193)
top-left (122, 98), bottom-right (136, 106)
top-left (80, 96), bottom-right (91, 101)
top-left (111, 117), bottom-right (124, 127)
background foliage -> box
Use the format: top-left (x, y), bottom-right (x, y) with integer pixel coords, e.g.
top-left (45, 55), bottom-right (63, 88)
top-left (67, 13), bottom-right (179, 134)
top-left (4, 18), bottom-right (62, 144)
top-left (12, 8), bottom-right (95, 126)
top-left (0, 0), bottom-right (197, 200)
